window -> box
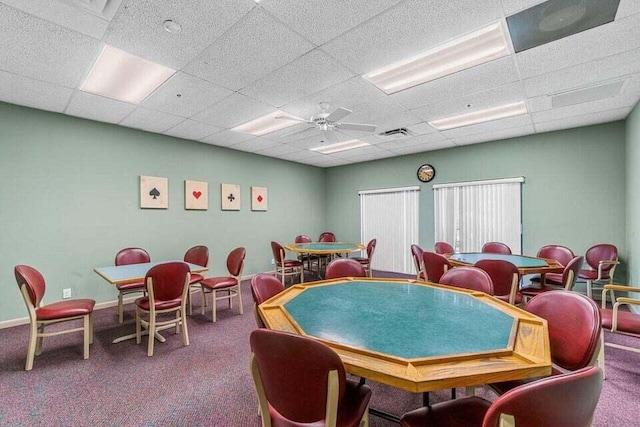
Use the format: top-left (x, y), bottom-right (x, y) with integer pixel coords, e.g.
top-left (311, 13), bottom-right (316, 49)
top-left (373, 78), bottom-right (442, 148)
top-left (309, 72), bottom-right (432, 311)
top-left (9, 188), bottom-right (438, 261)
top-left (359, 186), bottom-right (419, 274)
top-left (434, 177), bottom-right (523, 254)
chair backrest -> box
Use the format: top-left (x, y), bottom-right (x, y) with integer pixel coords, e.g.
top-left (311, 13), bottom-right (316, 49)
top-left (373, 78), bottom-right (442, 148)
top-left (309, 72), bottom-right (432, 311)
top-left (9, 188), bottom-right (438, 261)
top-left (483, 366), bottom-right (603, 427)
top-left (482, 242), bottom-right (512, 255)
top-left (440, 266), bottom-right (494, 295)
top-left (562, 256), bottom-right (584, 290)
top-left (115, 247), bottom-right (150, 266)
top-left (365, 238), bottom-right (377, 259)
top-left (15, 265), bottom-right (46, 307)
top-left (325, 258), bottom-right (367, 279)
top-left (226, 247), bottom-right (246, 277)
top-left (250, 329), bottom-right (346, 424)
top-left (524, 291), bottom-right (601, 371)
top-left (434, 241), bottom-right (454, 255)
top-left (270, 241), bottom-right (285, 264)
top-left (537, 244), bottom-right (574, 267)
top-left (319, 232), bottom-right (336, 242)
top-left (184, 245), bottom-right (209, 267)
top-left (295, 235), bottom-right (313, 243)
top-left (251, 274), bottom-right (285, 305)
top-left (474, 259), bottom-right (519, 298)
top-left (145, 262), bottom-right (190, 302)
top-left (585, 243), bottom-right (618, 272)
top-left (411, 244), bottom-right (424, 276)
top-left (422, 252), bottom-right (451, 283)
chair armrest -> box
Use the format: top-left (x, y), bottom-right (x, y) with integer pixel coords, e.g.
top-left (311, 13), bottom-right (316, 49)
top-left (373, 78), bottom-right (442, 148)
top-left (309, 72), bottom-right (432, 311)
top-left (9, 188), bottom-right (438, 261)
top-left (596, 260), bottom-right (620, 280)
top-left (614, 297), bottom-right (640, 307)
top-left (601, 284), bottom-right (640, 309)
top-left (603, 284), bottom-right (640, 293)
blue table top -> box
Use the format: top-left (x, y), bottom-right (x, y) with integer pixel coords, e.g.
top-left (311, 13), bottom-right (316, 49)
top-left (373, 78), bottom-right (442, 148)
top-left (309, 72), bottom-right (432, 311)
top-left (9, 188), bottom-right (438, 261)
top-left (94, 261), bottom-right (207, 284)
top-left (449, 253), bottom-right (549, 268)
top-left (284, 280), bottom-right (515, 359)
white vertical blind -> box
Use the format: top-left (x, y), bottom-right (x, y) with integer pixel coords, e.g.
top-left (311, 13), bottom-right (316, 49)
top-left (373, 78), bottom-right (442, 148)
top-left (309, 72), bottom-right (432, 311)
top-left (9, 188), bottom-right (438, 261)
top-left (359, 186), bottom-right (419, 274)
top-left (434, 178), bottom-right (523, 254)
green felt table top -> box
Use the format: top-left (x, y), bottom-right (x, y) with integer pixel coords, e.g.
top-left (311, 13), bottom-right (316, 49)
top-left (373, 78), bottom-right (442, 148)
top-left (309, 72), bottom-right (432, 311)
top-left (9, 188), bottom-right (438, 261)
top-left (286, 242), bottom-right (363, 253)
top-left (450, 253), bottom-right (549, 268)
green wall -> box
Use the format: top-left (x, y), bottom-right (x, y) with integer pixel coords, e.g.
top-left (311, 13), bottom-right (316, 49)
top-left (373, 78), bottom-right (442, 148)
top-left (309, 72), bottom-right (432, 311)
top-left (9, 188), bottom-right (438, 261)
top-left (325, 122), bottom-right (627, 286)
top-left (0, 102), bottom-right (325, 322)
top-left (627, 103), bottom-right (640, 285)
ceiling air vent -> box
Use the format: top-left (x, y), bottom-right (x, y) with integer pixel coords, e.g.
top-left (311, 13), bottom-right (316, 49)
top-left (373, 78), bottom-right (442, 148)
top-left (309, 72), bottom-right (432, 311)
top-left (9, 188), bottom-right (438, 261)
top-left (378, 128), bottom-right (413, 139)
top-left (551, 79), bottom-right (625, 108)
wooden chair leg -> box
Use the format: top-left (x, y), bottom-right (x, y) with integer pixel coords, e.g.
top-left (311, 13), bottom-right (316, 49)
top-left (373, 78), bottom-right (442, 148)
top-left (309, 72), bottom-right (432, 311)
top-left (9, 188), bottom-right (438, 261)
top-left (212, 290), bottom-right (217, 323)
top-left (36, 325), bottom-right (44, 356)
top-left (89, 314), bottom-right (94, 344)
top-left (182, 309), bottom-right (189, 347)
top-left (118, 292), bottom-right (124, 323)
top-left (147, 317), bottom-right (156, 357)
top-left (25, 321), bottom-right (38, 371)
top-left (136, 309), bottom-right (142, 344)
top-left (83, 315), bottom-right (90, 359)
top-left (237, 286), bottom-right (243, 315)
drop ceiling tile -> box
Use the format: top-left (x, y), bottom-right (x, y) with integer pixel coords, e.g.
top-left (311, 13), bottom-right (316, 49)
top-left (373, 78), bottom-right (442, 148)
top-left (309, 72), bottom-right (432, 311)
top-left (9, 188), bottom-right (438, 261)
top-left (163, 119), bottom-right (221, 141)
top-left (372, 111), bottom-right (424, 134)
top-left (534, 107), bottom-right (631, 133)
top-left (617, 0), bottom-right (640, 18)
top-left (392, 56), bottom-right (521, 111)
top-left (335, 150), bottom-right (397, 163)
top-left (192, 93), bottom-right (274, 128)
top-left (201, 129), bottom-right (254, 147)
top-left (119, 107), bottom-right (184, 134)
top-left (240, 49), bottom-right (355, 107)
top-left (386, 139), bottom-right (457, 155)
top-left (0, 4), bottom-right (101, 88)
top-left (515, 13), bottom-right (640, 79)
top-left (104, 0), bottom-right (254, 70)
top-left (184, 8), bottom-right (315, 91)
top-left (501, 0), bottom-right (545, 15)
top-left (256, 143), bottom-right (305, 157)
top-left (378, 132), bottom-right (448, 151)
top-left (407, 122), bottom-right (439, 136)
top-left (440, 114), bottom-right (533, 138)
top-left (449, 124), bottom-right (535, 146)
top-left (276, 149), bottom-right (320, 161)
top-left (307, 156), bottom-right (353, 167)
top-left (231, 138), bottom-right (281, 152)
top-left (347, 96), bottom-right (407, 124)
top-left (143, 72), bottom-right (233, 118)
top-left (331, 144), bottom-right (387, 159)
top-left (288, 133), bottom-right (335, 150)
top-left (0, 70), bottom-right (73, 113)
top-left (65, 91), bottom-right (136, 123)
top-left (322, 0), bottom-right (503, 75)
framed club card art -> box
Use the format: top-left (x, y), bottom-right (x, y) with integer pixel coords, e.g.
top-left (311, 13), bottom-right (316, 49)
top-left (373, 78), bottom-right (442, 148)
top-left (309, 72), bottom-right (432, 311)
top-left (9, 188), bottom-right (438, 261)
top-left (251, 186), bottom-right (268, 211)
top-left (140, 175), bottom-right (168, 209)
top-left (185, 180), bottom-right (208, 210)
top-left (221, 183), bottom-right (241, 211)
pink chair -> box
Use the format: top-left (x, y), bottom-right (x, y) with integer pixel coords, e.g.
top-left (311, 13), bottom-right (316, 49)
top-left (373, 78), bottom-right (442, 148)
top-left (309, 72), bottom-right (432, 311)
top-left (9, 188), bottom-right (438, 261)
top-left (411, 244), bottom-right (425, 280)
top-left (481, 242), bottom-right (512, 255)
top-left (200, 247), bottom-right (246, 322)
top-left (183, 245), bottom-right (209, 315)
top-left (422, 251), bottom-right (451, 283)
top-left (521, 256), bottom-right (583, 300)
top-left (434, 241), bottom-right (454, 255)
top-left (475, 259), bottom-right (522, 305)
top-left (295, 234), bottom-right (318, 274)
top-left (440, 266), bottom-right (494, 294)
top-left (115, 247), bottom-right (150, 323)
top-left (601, 284), bottom-right (640, 363)
top-left (250, 274), bottom-right (284, 328)
top-left (325, 258), bottom-right (367, 280)
top-left (319, 232), bottom-right (336, 242)
top-left (250, 329), bottom-right (372, 427)
top-left (351, 238), bottom-right (376, 277)
top-left (135, 261), bottom-right (190, 357)
top-left (579, 243), bottom-right (619, 298)
top-left (14, 265), bottom-right (95, 371)
top-left (271, 241), bottom-right (304, 286)
top-left (530, 244), bottom-right (574, 286)
top-left (400, 366), bottom-right (603, 427)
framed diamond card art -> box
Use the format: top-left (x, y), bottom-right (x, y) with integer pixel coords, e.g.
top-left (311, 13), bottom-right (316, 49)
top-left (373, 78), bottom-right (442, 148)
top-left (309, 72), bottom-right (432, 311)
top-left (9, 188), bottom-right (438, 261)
top-left (140, 175), bottom-right (168, 209)
top-left (251, 186), bottom-right (268, 211)
top-left (185, 180), bottom-right (208, 210)
top-left (221, 183), bottom-right (240, 211)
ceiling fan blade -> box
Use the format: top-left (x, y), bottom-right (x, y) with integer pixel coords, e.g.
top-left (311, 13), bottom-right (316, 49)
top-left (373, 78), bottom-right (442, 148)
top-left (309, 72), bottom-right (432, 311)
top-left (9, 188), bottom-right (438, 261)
top-left (275, 115), bottom-right (310, 123)
top-left (326, 107), bottom-right (352, 122)
top-left (337, 122), bottom-right (377, 133)
top-left (321, 130), bottom-right (339, 144)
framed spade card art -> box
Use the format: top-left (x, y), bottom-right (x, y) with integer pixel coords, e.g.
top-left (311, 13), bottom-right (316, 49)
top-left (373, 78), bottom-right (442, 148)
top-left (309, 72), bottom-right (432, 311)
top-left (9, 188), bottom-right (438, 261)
top-left (140, 175), bottom-right (168, 209)
top-left (251, 186), bottom-right (268, 211)
top-left (185, 180), bottom-right (208, 210)
top-left (221, 183), bottom-right (240, 211)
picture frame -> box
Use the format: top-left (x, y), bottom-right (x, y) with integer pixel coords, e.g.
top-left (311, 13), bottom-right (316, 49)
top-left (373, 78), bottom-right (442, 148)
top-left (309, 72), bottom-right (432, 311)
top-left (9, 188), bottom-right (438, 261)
top-left (140, 175), bottom-right (168, 209)
top-left (221, 183), bottom-right (241, 211)
top-left (251, 186), bottom-right (268, 211)
top-left (185, 180), bottom-right (208, 210)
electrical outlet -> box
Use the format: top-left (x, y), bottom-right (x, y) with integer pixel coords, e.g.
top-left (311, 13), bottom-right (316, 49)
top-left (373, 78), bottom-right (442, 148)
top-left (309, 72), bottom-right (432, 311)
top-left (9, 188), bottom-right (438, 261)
top-left (63, 288), bottom-right (71, 299)
top-left (270, 258), bottom-right (275, 265)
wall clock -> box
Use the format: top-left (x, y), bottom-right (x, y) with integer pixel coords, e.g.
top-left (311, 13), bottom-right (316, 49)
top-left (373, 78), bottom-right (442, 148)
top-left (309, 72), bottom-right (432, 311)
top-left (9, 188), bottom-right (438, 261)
top-left (417, 164), bottom-right (435, 182)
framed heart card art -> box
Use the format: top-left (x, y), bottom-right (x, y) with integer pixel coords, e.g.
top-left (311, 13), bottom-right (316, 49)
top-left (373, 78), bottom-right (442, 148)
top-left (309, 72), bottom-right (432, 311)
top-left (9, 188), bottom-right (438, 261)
top-left (185, 180), bottom-right (208, 210)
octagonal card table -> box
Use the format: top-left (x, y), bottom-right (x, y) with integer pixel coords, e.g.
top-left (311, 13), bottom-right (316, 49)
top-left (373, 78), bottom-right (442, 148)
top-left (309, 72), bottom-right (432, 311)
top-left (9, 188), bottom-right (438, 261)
top-left (258, 278), bottom-right (551, 420)
top-left (447, 253), bottom-right (563, 276)
top-left (285, 241), bottom-right (365, 277)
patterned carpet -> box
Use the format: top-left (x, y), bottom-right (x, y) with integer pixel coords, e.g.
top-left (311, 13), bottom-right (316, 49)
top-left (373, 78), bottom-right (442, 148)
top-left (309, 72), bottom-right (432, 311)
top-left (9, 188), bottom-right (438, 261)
top-left (0, 273), bottom-right (638, 426)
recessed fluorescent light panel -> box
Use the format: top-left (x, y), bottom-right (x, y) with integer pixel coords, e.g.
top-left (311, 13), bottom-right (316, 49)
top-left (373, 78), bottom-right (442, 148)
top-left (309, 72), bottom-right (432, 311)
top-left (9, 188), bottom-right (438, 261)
top-left (231, 111), bottom-right (300, 136)
top-left (310, 139), bottom-right (370, 154)
top-left (428, 101), bottom-right (528, 130)
top-left (364, 21), bottom-right (509, 94)
top-left (507, 0), bottom-right (621, 53)
top-left (80, 45), bottom-right (175, 104)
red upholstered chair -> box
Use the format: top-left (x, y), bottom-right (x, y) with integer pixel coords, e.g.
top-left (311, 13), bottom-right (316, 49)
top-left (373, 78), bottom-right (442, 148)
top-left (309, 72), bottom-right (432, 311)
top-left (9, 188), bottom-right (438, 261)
top-left (411, 244), bottom-right (425, 281)
top-left (295, 234), bottom-right (318, 274)
top-left (521, 256), bottom-right (583, 300)
top-left (579, 243), bottom-right (619, 299)
top-left (600, 284), bottom-right (640, 369)
top-left (488, 291), bottom-right (601, 396)
top-left (14, 265), bottom-right (95, 371)
top-left (250, 274), bottom-right (285, 328)
top-left (325, 258), bottom-right (367, 280)
top-left (422, 251), bottom-right (451, 283)
top-left (440, 266), bottom-right (494, 295)
top-left (434, 241), bottom-right (454, 255)
top-left (183, 245), bottom-right (209, 315)
top-left (481, 242), bottom-right (512, 255)
top-left (319, 232), bottom-right (337, 242)
top-left (135, 261), bottom-right (190, 357)
top-left (271, 241), bottom-right (304, 286)
top-left (115, 247), bottom-right (150, 323)
top-left (350, 238), bottom-right (376, 277)
top-left (399, 366), bottom-right (603, 427)
top-left (199, 247), bottom-right (246, 322)
top-left (250, 329), bottom-right (372, 427)
top-left (475, 259), bottom-right (522, 305)
top-left (530, 244), bottom-right (574, 286)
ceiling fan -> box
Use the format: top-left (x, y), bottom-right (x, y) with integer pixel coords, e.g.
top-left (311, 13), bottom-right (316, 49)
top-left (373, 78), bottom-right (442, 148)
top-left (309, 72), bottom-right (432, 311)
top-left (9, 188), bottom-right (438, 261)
top-left (276, 102), bottom-right (376, 143)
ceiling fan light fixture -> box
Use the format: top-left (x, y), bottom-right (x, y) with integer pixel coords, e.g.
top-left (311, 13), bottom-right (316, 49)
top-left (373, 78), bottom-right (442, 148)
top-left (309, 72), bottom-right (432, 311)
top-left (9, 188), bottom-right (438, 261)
top-left (80, 45), bottom-right (175, 104)
top-left (231, 110), bottom-right (299, 136)
top-left (428, 101), bottom-right (527, 130)
top-left (310, 139), bottom-right (370, 154)
top-left (364, 21), bottom-right (509, 94)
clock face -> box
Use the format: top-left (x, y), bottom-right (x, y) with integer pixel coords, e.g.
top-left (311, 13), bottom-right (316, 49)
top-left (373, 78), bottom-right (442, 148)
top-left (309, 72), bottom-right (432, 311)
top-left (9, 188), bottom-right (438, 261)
top-left (417, 164), bottom-right (435, 182)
